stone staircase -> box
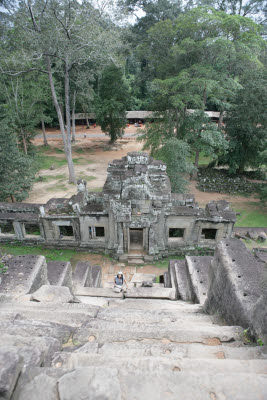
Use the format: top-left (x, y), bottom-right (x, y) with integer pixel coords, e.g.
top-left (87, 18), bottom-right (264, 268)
top-left (0, 296), bottom-right (267, 399)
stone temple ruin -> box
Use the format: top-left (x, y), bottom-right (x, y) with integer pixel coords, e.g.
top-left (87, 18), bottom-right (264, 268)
top-left (0, 152), bottom-right (266, 399)
top-left (0, 152), bottom-right (236, 262)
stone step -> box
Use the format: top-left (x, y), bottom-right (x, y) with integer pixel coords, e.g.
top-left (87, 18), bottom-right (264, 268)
top-left (118, 370), bottom-right (267, 400)
top-left (72, 261), bottom-right (91, 291)
top-left (1, 345), bottom-right (44, 367)
top-left (74, 287), bottom-right (123, 298)
top-left (125, 287), bottom-right (176, 300)
top-left (173, 259), bottom-right (189, 300)
top-left (0, 309), bottom-right (94, 329)
top-left (97, 307), bottom-right (214, 325)
top-left (47, 261), bottom-right (72, 289)
top-left (108, 298), bottom-right (203, 312)
top-left (0, 334), bottom-right (60, 366)
top-left (127, 258), bottom-right (144, 265)
top-left (12, 366), bottom-right (267, 400)
top-left (0, 299), bottom-right (99, 313)
top-left (0, 320), bottom-right (73, 344)
top-left (73, 322), bottom-right (243, 345)
top-left (97, 341), bottom-right (267, 360)
top-left (51, 353), bottom-right (267, 375)
top-left (185, 256), bottom-right (213, 304)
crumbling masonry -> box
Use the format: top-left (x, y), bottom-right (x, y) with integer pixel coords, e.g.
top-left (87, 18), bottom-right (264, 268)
top-left (0, 152), bottom-right (236, 261)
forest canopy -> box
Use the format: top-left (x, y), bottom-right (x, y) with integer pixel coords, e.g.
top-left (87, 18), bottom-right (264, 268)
top-left (0, 0), bottom-right (266, 199)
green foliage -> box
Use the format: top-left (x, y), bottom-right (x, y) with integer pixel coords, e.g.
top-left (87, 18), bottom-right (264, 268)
top-left (258, 185), bottom-right (267, 205)
top-left (155, 138), bottom-right (194, 193)
top-left (0, 122), bottom-right (35, 202)
top-left (0, 261), bottom-right (8, 275)
top-left (221, 71), bottom-right (267, 173)
top-left (95, 65), bottom-right (131, 143)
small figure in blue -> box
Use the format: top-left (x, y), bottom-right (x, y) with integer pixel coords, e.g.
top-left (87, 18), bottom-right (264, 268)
top-left (114, 271), bottom-right (128, 293)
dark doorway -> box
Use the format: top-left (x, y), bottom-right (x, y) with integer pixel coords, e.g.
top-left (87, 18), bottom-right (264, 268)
top-left (129, 228), bottom-right (143, 253)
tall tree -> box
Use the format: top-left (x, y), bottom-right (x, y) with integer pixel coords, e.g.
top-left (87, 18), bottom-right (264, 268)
top-left (0, 122), bottom-right (35, 202)
top-left (95, 65), bottom-right (131, 143)
top-left (221, 70), bottom-right (267, 173)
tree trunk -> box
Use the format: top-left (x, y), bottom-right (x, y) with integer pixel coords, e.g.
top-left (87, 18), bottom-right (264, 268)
top-left (47, 56), bottom-right (75, 183)
top-left (41, 118), bottom-right (48, 146)
top-left (11, 195), bottom-right (15, 202)
top-left (191, 150), bottom-right (200, 180)
top-left (46, 57), bottom-right (67, 150)
top-left (86, 115), bottom-right (90, 129)
top-left (21, 129), bottom-right (28, 155)
top-left (71, 90), bottom-right (76, 142)
top-left (218, 111), bottom-right (224, 130)
top-left (64, 58), bottom-right (76, 183)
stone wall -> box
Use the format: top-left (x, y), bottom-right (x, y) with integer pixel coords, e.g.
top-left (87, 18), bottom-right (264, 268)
top-left (204, 238), bottom-right (267, 342)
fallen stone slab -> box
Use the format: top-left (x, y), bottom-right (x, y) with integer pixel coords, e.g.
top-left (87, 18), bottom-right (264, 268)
top-left (2, 345), bottom-right (44, 367)
top-left (0, 320), bottom-right (73, 344)
top-left (0, 334), bottom-right (60, 366)
top-left (125, 287), bottom-right (176, 300)
top-left (74, 287), bottom-right (123, 298)
top-left (31, 285), bottom-right (76, 303)
top-left (91, 265), bottom-right (102, 288)
top-left (11, 367), bottom-right (65, 400)
top-left (0, 348), bottom-right (23, 400)
top-left (0, 255), bottom-right (48, 297)
top-left (57, 367), bottom-right (121, 400)
top-left (47, 261), bottom-right (72, 289)
top-left (73, 261), bottom-right (91, 290)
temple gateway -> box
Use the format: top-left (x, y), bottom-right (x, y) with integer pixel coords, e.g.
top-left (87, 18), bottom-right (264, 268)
top-left (0, 152), bottom-right (236, 262)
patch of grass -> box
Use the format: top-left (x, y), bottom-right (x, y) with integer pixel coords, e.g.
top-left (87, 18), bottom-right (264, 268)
top-left (88, 187), bottom-right (103, 192)
top-left (78, 174), bottom-right (96, 182)
top-left (47, 183), bottom-right (67, 191)
top-left (35, 174), bottom-right (65, 183)
top-left (36, 154), bottom-right (66, 170)
top-left (189, 152), bottom-right (211, 167)
top-left (54, 147), bottom-right (65, 154)
top-left (73, 147), bottom-right (84, 154)
top-left (234, 205), bottom-right (267, 227)
top-left (73, 158), bottom-right (89, 165)
top-left (0, 243), bottom-right (78, 262)
top-left (153, 256), bottom-right (184, 269)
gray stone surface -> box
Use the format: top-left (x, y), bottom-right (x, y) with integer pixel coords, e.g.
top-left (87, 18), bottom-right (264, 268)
top-left (0, 255), bottom-right (48, 297)
top-left (0, 349), bottom-right (23, 400)
top-left (173, 259), bottom-right (189, 300)
top-left (125, 287), bottom-right (176, 300)
top-left (118, 371), bottom-right (267, 400)
top-left (185, 256), bottom-right (212, 304)
top-left (57, 367), bottom-right (121, 400)
top-left (75, 296), bottom-right (109, 307)
top-left (168, 261), bottom-right (178, 300)
top-left (204, 239), bottom-right (264, 331)
top-left (0, 320), bottom-right (73, 344)
top-left (51, 352), bottom-right (267, 375)
top-left (163, 271), bottom-right (171, 288)
top-left (91, 265), bottom-right (102, 288)
top-left (74, 287), bottom-right (123, 298)
top-left (131, 273), bottom-right (156, 284)
top-left (31, 285), bottom-right (75, 303)
top-left (73, 261), bottom-right (91, 290)
top-left (47, 261), bottom-right (72, 289)
top-left (251, 291), bottom-right (267, 343)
